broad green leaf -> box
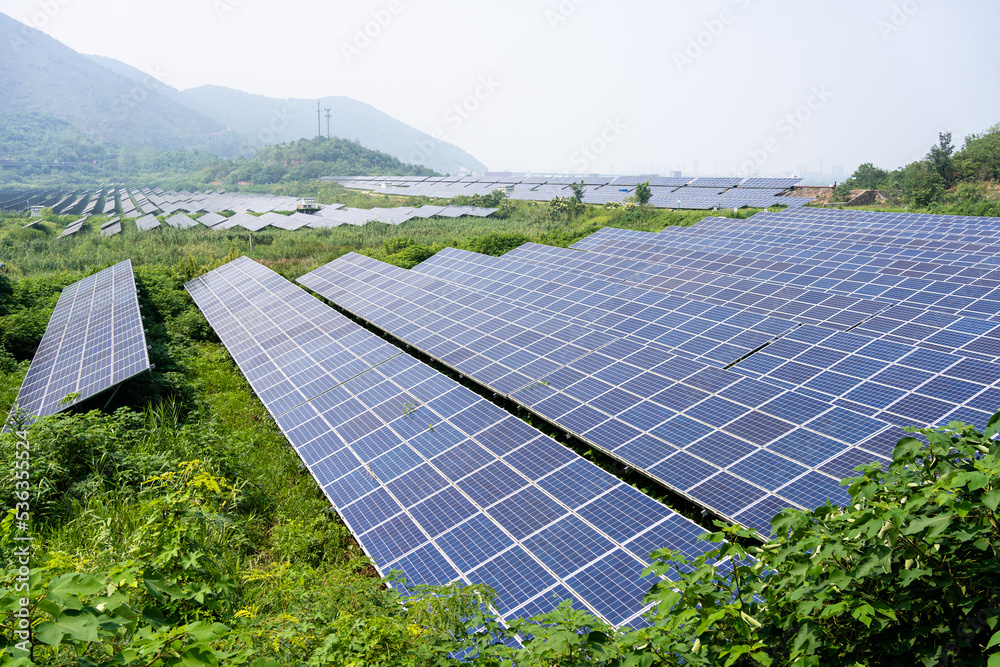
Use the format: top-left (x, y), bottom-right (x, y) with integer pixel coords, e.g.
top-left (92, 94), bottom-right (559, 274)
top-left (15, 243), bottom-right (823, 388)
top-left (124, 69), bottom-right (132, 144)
top-left (893, 437), bottom-right (925, 461)
top-left (46, 573), bottom-right (103, 609)
top-left (145, 576), bottom-right (185, 602)
top-left (185, 621), bottom-right (230, 642)
top-left (983, 489), bottom-right (1000, 512)
top-left (166, 646), bottom-right (220, 667)
top-left (904, 514), bottom-right (951, 540)
top-left (34, 609), bottom-right (101, 645)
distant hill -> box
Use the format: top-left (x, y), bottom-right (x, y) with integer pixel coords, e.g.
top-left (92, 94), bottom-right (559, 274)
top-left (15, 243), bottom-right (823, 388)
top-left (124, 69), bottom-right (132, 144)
top-left (0, 13), bottom-right (241, 154)
top-left (177, 85), bottom-right (488, 175)
top-left (0, 11), bottom-right (487, 174)
top-left (206, 136), bottom-right (439, 185)
top-left (86, 55), bottom-right (486, 175)
top-left (0, 111), bottom-right (102, 163)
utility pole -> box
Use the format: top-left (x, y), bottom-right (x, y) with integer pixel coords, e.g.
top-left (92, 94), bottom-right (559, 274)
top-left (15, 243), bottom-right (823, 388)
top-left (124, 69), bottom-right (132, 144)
top-left (325, 108), bottom-right (332, 138)
top-left (317, 101), bottom-right (321, 138)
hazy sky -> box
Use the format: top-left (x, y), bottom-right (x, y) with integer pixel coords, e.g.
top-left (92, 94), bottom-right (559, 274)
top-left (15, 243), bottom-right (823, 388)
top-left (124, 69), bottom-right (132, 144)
top-left (3, 0), bottom-right (999, 177)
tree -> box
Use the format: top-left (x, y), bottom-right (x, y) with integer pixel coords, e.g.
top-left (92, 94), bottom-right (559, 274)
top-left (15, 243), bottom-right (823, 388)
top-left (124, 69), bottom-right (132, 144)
top-left (954, 123), bottom-right (1000, 182)
top-left (927, 131), bottom-right (958, 188)
top-left (633, 180), bottom-right (652, 206)
top-left (845, 163), bottom-right (890, 190)
top-left (902, 160), bottom-right (945, 207)
top-left (570, 180), bottom-right (585, 204)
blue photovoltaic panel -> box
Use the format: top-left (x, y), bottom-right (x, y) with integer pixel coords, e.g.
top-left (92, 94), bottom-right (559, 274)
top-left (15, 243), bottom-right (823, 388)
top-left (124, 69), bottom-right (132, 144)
top-left (299, 254), bottom-right (903, 536)
top-left (504, 244), bottom-right (1000, 361)
top-left (416, 246), bottom-right (890, 338)
top-left (186, 256), bottom-right (713, 629)
top-left (8, 261), bottom-right (150, 426)
top-left (574, 223), bottom-right (1000, 329)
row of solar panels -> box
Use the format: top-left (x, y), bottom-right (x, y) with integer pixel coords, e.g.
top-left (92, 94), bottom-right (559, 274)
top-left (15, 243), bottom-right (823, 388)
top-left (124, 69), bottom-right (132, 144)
top-left (332, 175), bottom-right (812, 211)
top-left (7, 260), bottom-right (151, 427)
top-left (329, 175), bottom-right (804, 189)
top-left (291, 207), bottom-right (1000, 544)
top-left (185, 256), bottom-right (716, 630)
top-left (18, 205), bottom-right (1000, 634)
top-left (128, 205), bottom-right (498, 233)
top-left (6, 254), bottom-right (722, 630)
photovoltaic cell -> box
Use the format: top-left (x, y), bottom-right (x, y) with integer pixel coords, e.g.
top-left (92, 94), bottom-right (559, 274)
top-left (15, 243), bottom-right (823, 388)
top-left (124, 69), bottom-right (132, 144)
top-left (299, 254), bottom-right (902, 536)
top-left (186, 256), bottom-right (712, 628)
top-left (8, 261), bottom-right (150, 426)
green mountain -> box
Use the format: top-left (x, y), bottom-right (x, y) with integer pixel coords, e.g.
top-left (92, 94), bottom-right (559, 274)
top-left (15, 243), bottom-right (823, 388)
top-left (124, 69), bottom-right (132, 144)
top-left (0, 11), bottom-right (487, 174)
top-left (177, 85), bottom-right (488, 175)
top-left (0, 13), bottom-right (241, 154)
top-left (0, 111), bottom-right (102, 163)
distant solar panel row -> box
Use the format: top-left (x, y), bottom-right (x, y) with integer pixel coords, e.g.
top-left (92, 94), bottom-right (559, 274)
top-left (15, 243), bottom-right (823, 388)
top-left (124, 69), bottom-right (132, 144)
top-left (333, 175), bottom-right (809, 210)
top-left (501, 243), bottom-right (1000, 363)
top-left (186, 257), bottom-right (714, 628)
top-left (8, 260), bottom-right (150, 426)
top-left (570, 228), bottom-right (1000, 357)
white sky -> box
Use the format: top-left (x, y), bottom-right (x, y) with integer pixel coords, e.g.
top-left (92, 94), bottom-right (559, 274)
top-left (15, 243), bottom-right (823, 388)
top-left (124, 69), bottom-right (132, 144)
top-left (3, 0), bottom-right (999, 177)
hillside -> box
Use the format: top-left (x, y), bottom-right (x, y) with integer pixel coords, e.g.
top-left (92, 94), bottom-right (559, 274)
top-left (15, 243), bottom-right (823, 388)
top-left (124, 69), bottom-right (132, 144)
top-left (0, 13), bottom-right (241, 154)
top-left (179, 85), bottom-right (487, 175)
top-left (0, 111), bottom-right (103, 163)
top-left (87, 55), bottom-right (488, 175)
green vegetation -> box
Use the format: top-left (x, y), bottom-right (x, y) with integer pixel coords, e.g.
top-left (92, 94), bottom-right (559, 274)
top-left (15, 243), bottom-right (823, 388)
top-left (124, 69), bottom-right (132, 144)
top-left (0, 168), bottom-right (998, 663)
top-left (0, 135), bottom-right (437, 191)
top-left (835, 122), bottom-right (1000, 214)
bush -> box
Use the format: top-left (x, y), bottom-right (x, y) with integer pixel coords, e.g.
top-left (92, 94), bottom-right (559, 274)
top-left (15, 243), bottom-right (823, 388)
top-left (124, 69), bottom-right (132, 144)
top-left (462, 232), bottom-right (530, 256)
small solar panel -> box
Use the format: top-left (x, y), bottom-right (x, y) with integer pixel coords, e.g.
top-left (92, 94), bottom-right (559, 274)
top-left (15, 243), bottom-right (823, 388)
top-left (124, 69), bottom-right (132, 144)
top-left (8, 261), bottom-right (150, 426)
top-left (134, 214), bottom-right (160, 231)
top-left (164, 213), bottom-right (198, 229)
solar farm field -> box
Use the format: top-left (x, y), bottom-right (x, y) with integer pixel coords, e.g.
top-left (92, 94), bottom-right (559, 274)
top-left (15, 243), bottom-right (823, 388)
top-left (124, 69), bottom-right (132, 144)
top-left (1, 200), bottom-right (998, 665)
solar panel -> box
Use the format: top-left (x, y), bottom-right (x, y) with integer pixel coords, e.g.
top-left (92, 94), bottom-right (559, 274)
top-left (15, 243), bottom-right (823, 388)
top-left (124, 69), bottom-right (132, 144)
top-left (430, 246), bottom-right (891, 339)
top-left (187, 257), bottom-right (713, 628)
top-left (134, 214), bottom-right (160, 231)
top-left (563, 230), bottom-right (1000, 361)
top-left (8, 261), bottom-right (150, 426)
top-left (413, 247), bottom-right (801, 368)
top-left (299, 254), bottom-right (903, 536)
top-left (164, 213), bottom-right (198, 229)
top-left (197, 212), bottom-right (226, 227)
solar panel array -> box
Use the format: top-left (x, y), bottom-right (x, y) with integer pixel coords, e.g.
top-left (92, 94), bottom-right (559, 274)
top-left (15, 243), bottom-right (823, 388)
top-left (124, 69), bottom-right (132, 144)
top-left (500, 243), bottom-right (999, 363)
top-left (8, 260), bottom-right (150, 426)
top-left (299, 254), bottom-right (899, 535)
top-left (185, 257), bottom-right (715, 628)
top-left (298, 207), bottom-right (1000, 539)
top-left (330, 175), bottom-right (810, 210)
